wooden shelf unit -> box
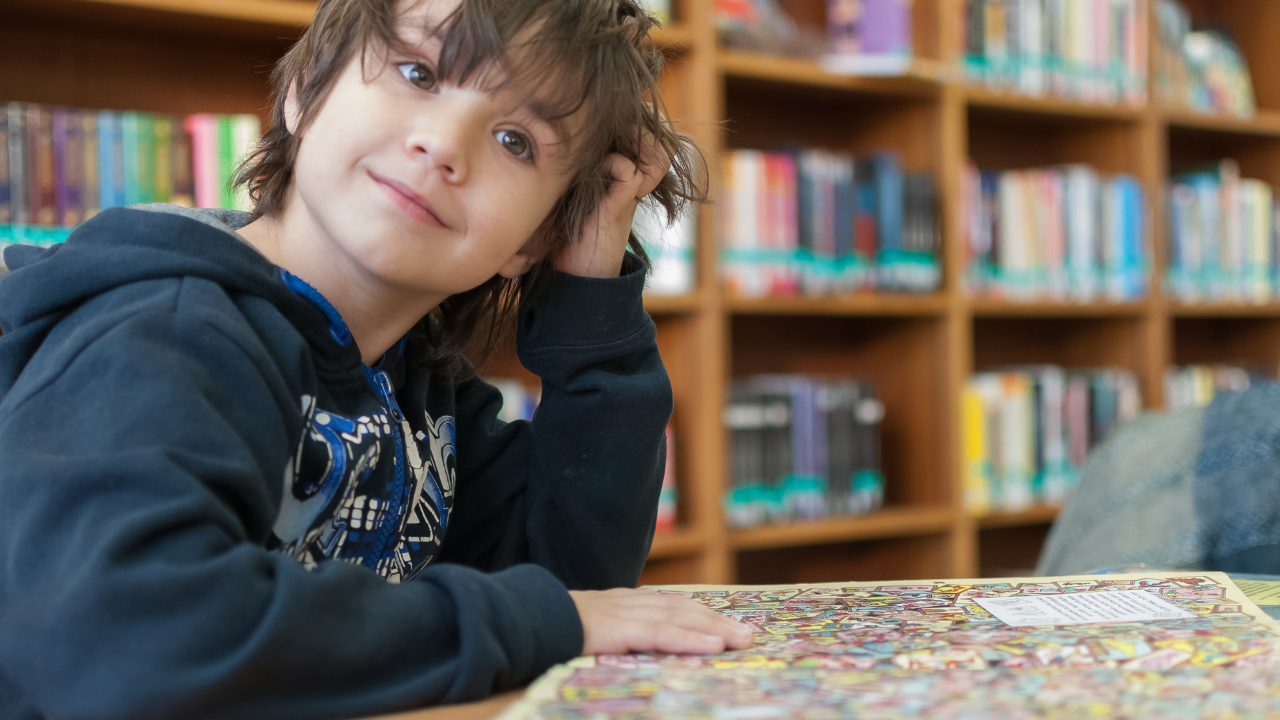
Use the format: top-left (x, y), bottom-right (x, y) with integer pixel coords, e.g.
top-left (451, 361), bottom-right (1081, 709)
top-left (7, 0), bottom-right (1280, 585)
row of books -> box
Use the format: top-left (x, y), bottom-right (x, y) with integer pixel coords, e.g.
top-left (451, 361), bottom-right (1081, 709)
top-left (489, 377), bottom-right (680, 533)
top-left (631, 203), bottom-right (696, 297)
top-left (1166, 160), bottom-right (1278, 304)
top-left (962, 162), bottom-right (1148, 301)
top-left (1, 101), bottom-right (261, 245)
top-left (724, 375), bottom-right (885, 529)
top-left (1164, 363), bottom-right (1280, 411)
top-left (1154, 0), bottom-right (1255, 117)
top-left (720, 149), bottom-right (940, 298)
top-left (963, 366), bottom-right (1142, 514)
top-left (962, 0), bottom-right (1148, 106)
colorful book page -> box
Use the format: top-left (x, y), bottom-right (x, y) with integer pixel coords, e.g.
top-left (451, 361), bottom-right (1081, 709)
top-left (499, 572), bottom-right (1280, 719)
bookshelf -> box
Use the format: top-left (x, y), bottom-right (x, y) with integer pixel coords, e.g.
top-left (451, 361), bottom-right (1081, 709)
top-left (8, 0), bottom-right (1280, 584)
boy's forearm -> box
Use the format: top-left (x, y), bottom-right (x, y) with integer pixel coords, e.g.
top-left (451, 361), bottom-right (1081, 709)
top-left (515, 260), bottom-right (673, 589)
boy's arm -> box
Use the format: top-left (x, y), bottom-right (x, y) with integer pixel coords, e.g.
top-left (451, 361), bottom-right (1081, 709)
top-left (438, 255), bottom-right (672, 590)
top-left (0, 303), bottom-right (582, 718)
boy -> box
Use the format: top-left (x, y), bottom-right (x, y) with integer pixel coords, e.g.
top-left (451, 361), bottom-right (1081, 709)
top-left (0, 0), bottom-right (751, 717)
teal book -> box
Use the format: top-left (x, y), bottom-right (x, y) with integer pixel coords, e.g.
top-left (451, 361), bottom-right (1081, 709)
top-left (136, 113), bottom-right (155, 204)
top-left (121, 111), bottom-right (141, 206)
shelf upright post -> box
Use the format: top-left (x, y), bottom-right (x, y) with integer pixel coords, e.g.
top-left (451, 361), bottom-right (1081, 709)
top-left (937, 0), bottom-right (978, 577)
top-left (1139, 0), bottom-right (1170, 410)
top-left (683, 0), bottom-right (732, 584)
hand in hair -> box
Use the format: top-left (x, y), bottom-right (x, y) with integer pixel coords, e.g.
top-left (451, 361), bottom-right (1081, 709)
top-left (569, 587), bottom-right (755, 656)
top-left (553, 130), bottom-right (670, 279)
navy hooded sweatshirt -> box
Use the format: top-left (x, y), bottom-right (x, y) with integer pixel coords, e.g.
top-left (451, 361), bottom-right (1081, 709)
top-left (0, 204), bottom-right (671, 719)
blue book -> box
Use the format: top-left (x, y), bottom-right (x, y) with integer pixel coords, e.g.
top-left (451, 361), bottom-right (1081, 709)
top-left (873, 152), bottom-right (903, 252)
top-left (833, 156), bottom-right (856, 258)
top-left (98, 111), bottom-right (128, 211)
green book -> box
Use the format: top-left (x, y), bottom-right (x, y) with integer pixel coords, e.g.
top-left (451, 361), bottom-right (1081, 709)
top-left (121, 111), bottom-right (141, 206)
top-left (153, 116), bottom-right (172, 204)
top-left (217, 115), bottom-right (235, 210)
top-left (136, 113), bottom-right (155, 204)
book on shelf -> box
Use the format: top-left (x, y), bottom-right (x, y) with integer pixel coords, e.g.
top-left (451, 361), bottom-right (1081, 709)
top-left (632, 200), bottom-right (696, 297)
top-left (720, 148), bottom-right (940, 298)
top-left (501, 572), bottom-right (1280, 719)
top-left (963, 365), bottom-right (1141, 515)
top-left (962, 161), bottom-right (1147, 302)
top-left (723, 374), bottom-right (885, 529)
top-left (637, 0), bottom-right (671, 24)
top-left (487, 377), bottom-right (542, 424)
top-left (1165, 363), bottom-right (1280, 411)
top-left (0, 101), bottom-right (260, 256)
top-left (1155, 0), bottom-right (1256, 117)
top-left (822, 0), bottom-right (914, 77)
top-left (962, 0), bottom-right (1147, 106)
top-left (655, 423), bottom-right (678, 534)
top-left (1166, 160), bottom-right (1278, 304)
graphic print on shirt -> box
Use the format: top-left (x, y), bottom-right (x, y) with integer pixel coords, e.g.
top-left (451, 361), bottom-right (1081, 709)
top-left (273, 394), bottom-right (456, 582)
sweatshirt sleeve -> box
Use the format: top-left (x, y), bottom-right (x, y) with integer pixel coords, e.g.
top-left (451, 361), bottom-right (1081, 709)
top-left (438, 256), bottom-right (673, 590)
top-left (0, 294), bottom-right (582, 720)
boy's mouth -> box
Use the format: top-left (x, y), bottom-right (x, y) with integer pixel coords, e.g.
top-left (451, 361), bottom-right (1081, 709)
top-left (369, 171), bottom-right (448, 229)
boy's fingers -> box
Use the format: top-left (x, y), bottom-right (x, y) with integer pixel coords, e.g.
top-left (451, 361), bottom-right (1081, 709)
top-left (626, 595), bottom-right (755, 648)
top-left (634, 131), bottom-right (669, 199)
top-left (640, 623), bottom-right (726, 655)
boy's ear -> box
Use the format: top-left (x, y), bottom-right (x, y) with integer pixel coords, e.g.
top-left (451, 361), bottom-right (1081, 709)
top-left (497, 228), bottom-right (554, 279)
top-left (284, 81), bottom-right (302, 136)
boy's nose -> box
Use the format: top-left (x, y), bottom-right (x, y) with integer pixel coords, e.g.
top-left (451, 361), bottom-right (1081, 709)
top-left (405, 97), bottom-right (479, 184)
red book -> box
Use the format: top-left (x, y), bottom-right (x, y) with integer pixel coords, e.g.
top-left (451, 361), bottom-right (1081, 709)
top-left (26, 105), bottom-right (56, 227)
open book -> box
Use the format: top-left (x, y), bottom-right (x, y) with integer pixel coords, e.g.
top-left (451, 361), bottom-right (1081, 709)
top-left (500, 572), bottom-right (1280, 718)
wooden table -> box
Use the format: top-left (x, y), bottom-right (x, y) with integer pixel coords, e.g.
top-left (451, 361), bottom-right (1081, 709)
top-left (357, 692), bottom-right (520, 720)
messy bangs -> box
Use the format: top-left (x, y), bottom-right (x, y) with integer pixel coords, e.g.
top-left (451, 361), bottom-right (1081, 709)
top-left (235, 0), bottom-right (706, 377)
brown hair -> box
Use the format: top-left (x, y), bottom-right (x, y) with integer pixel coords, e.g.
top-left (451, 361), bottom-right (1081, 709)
top-left (234, 0), bottom-right (706, 376)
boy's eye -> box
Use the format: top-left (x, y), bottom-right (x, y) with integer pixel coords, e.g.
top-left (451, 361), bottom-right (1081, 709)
top-left (397, 62), bottom-right (437, 91)
top-left (495, 130), bottom-right (532, 159)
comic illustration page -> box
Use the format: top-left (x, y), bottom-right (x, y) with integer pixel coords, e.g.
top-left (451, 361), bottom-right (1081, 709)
top-left (499, 572), bottom-right (1280, 719)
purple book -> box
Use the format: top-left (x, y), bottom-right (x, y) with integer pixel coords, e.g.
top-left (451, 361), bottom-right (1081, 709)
top-left (859, 0), bottom-right (911, 55)
top-left (52, 108), bottom-right (85, 227)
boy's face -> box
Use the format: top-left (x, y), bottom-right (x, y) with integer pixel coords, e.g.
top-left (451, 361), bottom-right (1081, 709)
top-left (285, 0), bottom-right (578, 297)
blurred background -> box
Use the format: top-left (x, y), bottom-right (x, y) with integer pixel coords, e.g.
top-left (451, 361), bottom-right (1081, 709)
top-left (3, 0), bottom-right (1279, 584)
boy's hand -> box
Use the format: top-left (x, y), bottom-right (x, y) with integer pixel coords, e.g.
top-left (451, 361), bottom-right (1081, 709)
top-left (569, 588), bottom-right (755, 656)
top-left (554, 133), bottom-right (669, 279)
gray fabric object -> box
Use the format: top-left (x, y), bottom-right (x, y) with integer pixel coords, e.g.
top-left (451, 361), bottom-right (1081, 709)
top-left (1194, 383), bottom-right (1280, 562)
top-left (1036, 405), bottom-right (1208, 575)
top-left (1039, 383), bottom-right (1280, 576)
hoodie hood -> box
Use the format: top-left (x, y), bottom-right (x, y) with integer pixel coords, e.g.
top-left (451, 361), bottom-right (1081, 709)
top-left (0, 204), bottom-right (357, 395)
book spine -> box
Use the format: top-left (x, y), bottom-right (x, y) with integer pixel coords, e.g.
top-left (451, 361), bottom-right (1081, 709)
top-left (136, 113), bottom-right (156, 204)
top-left (0, 107), bottom-right (9, 226)
top-left (229, 114), bottom-right (261, 211)
top-left (6, 103), bottom-right (26, 227)
top-left (171, 118), bottom-right (195, 208)
top-left (217, 115), bottom-right (235, 210)
top-left (28, 105), bottom-right (57, 227)
top-left (184, 114), bottom-right (218, 209)
top-left (153, 116), bottom-right (173, 204)
top-left (121, 111), bottom-right (141, 206)
top-left (57, 108), bottom-right (85, 227)
top-left (81, 111), bottom-right (99, 221)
